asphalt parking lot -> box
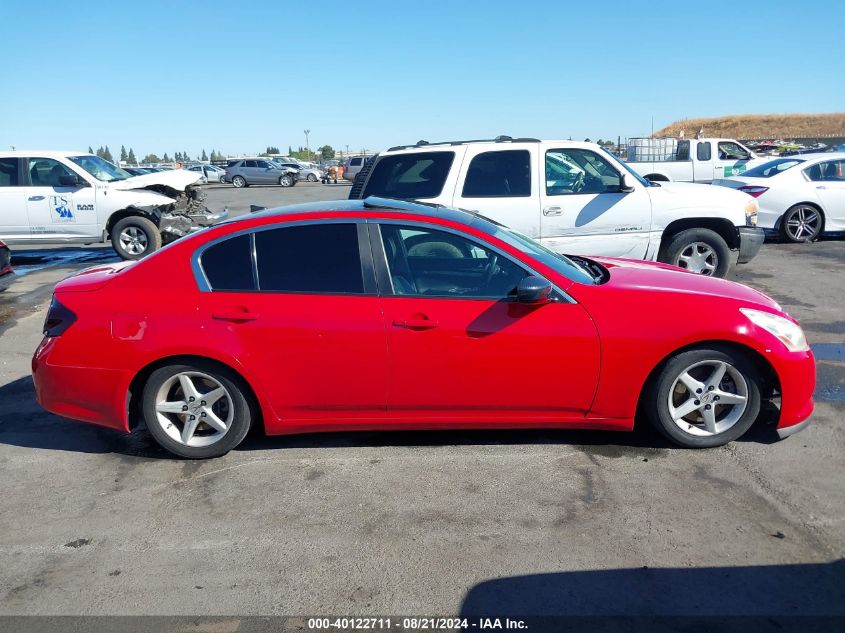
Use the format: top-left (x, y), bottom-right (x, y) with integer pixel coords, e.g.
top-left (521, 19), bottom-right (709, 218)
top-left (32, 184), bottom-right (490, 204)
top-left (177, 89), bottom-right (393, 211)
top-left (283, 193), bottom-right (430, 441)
top-left (0, 183), bottom-right (842, 617)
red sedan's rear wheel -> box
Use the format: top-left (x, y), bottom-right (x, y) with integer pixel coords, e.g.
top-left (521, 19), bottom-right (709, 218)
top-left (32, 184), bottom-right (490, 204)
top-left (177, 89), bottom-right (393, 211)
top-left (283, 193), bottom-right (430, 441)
top-left (646, 347), bottom-right (762, 448)
top-left (142, 361), bottom-right (254, 459)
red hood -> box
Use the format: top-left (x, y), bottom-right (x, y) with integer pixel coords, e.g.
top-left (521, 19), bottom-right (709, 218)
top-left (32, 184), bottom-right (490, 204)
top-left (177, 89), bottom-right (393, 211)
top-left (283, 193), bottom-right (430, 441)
top-left (589, 256), bottom-right (782, 311)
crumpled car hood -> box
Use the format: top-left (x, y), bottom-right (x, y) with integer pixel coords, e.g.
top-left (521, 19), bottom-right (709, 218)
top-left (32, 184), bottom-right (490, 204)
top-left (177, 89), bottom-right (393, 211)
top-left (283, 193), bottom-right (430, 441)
top-left (111, 169), bottom-right (202, 193)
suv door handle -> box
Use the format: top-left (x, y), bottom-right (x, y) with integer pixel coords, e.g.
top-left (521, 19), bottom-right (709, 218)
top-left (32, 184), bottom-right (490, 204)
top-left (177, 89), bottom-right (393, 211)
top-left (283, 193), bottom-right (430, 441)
top-left (393, 318), bottom-right (438, 330)
top-left (28, 195), bottom-right (45, 201)
top-left (543, 206), bottom-right (563, 216)
top-left (816, 185), bottom-right (827, 190)
top-left (212, 310), bottom-right (258, 322)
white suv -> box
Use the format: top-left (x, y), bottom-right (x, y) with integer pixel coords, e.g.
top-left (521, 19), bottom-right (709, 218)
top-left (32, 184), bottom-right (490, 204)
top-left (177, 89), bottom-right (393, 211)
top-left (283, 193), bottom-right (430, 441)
top-left (0, 151), bottom-right (227, 259)
top-left (349, 137), bottom-right (764, 277)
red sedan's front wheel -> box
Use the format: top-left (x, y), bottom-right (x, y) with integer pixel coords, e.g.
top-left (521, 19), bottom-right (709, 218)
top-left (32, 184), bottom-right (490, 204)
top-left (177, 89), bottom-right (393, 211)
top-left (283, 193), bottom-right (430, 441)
top-left (647, 347), bottom-right (762, 448)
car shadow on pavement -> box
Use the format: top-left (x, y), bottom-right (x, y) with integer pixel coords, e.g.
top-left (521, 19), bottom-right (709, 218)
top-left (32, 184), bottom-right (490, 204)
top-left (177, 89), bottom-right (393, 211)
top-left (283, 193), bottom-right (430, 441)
top-left (458, 560), bottom-right (845, 623)
top-left (0, 375), bottom-right (783, 459)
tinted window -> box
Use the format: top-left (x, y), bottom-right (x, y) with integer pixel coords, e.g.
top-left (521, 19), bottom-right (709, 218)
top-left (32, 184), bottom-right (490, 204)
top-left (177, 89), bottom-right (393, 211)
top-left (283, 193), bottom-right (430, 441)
top-left (243, 160), bottom-right (257, 168)
top-left (362, 151), bottom-right (454, 199)
top-left (200, 234), bottom-right (256, 291)
top-left (697, 142), bottom-right (712, 161)
top-left (0, 158), bottom-right (19, 186)
top-left (462, 150), bottom-right (531, 198)
top-left (743, 158), bottom-right (804, 178)
top-left (255, 224), bottom-right (364, 293)
top-left (380, 225), bottom-right (527, 299)
top-left (805, 159), bottom-right (845, 182)
top-left (677, 140), bottom-right (690, 161)
top-left (256, 161), bottom-right (272, 169)
top-left (545, 149), bottom-right (621, 195)
top-left (350, 157), bottom-right (362, 166)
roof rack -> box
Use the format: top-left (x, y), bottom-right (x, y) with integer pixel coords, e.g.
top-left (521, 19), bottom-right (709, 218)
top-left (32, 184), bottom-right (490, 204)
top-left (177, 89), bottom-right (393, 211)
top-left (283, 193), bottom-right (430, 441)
top-left (387, 136), bottom-right (541, 152)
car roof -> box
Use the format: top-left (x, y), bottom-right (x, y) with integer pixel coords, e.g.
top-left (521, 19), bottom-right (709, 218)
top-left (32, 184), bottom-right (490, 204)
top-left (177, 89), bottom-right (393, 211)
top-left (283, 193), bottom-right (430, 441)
top-left (225, 196), bottom-right (499, 231)
top-left (757, 151), bottom-right (845, 163)
top-left (381, 137), bottom-right (602, 153)
top-left (0, 150), bottom-right (90, 158)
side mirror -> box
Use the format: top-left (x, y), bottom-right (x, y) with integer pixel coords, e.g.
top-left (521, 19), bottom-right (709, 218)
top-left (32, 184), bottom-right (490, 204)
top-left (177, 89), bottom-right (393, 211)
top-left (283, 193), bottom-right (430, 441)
top-left (516, 275), bottom-right (553, 304)
top-left (619, 173), bottom-right (635, 193)
top-left (59, 174), bottom-right (87, 187)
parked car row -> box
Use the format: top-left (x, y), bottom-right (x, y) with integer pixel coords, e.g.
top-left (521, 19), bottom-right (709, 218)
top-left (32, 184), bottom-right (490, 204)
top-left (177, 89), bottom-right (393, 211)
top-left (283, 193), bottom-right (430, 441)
top-left (222, 159), bottom-right (301, 188)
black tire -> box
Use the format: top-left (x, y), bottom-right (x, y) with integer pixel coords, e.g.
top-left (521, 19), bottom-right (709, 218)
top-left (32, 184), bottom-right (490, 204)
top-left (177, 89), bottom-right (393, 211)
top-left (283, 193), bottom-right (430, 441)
top-left (660, 228), bottom-right (732, 278)
top-left (232, 175), bottom-right (247, 188)
top-left (279, 174), bottom-right (293, 187)
top-left (780, 204), bottom-right (823, 243)
top-left (142, 361), bottom-right (254, 459)
top-left (645, 346), bottom-right (762, 448)
top-left (111, 216), bottom-right (162, 261)
top-left (306, 173), bottom-right (318, 182)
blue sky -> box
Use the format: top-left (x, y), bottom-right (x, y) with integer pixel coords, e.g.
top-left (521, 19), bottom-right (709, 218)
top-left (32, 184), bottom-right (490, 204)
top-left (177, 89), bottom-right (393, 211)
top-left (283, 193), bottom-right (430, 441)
top-left (1, 0), bottom-right (842, 158)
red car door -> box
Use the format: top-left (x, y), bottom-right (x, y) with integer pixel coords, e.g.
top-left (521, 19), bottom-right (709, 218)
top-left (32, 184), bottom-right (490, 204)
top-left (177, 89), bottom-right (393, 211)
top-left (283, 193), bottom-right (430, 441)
top-left (196, 223), bottom-right (388, 430)
top-left (372, 223), bottom-right (600, 424)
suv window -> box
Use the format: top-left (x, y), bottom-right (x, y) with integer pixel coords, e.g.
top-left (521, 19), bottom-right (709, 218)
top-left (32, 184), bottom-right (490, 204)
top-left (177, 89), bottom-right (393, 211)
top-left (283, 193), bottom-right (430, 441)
top-left (200, 234), bottom-right (256, 292)
top-left (380, 224), bottom-right (527, 299)
top-left (0, 158), bottom-right (20, 186)
top-left (697, 142), bottom-right (712, 161)
top-left (718, 142), bottom-right (750, 160)
top-left (362, 151), bottom-right (454, 199)
top-left (255, 224), bottom-right (364, 294)
top-left (350, 157), bottom-right (363, 167)
top-left (243, 160), bottom-right (257, 168)
top-left (256, 161), bottom-right (273, 169)
top-left (545, 149), bottom-right (621, 195)
top-left (27, 158), bottom-right (77, 187)
top-left (462, 150), bottom-right (531, 198)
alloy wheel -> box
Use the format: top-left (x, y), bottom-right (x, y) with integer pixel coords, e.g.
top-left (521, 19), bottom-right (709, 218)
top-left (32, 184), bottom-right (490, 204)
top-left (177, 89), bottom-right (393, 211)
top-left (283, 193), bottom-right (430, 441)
top-left (119, 226), bottom-right (149, 256)
top-left (675, 242), bottom-right (718, 275)
top-left (784, 206), bottom-right (820, 241)
top-left (667, 360), bottom-right (749, 437)
top-left (154, 371), bottom-right (234, 447)
top-left (233, 176), bottom-right (245, 188)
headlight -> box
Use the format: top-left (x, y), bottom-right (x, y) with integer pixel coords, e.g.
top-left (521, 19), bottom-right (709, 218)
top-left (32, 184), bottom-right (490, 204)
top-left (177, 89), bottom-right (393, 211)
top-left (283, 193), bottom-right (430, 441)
top-left (740, 308), bottom-right (808, 351)
top-left (744, 200), bottom-right (759, 226)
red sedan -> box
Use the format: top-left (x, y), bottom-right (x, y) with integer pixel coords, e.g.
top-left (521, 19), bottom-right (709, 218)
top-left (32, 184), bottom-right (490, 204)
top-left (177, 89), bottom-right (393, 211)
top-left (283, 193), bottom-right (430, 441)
top-left (32, 198), bottom-right (815, 459)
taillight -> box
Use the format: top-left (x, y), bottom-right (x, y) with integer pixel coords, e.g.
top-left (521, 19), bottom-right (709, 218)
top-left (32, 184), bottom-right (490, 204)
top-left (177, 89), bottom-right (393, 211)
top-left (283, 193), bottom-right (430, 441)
top-left (43, 296), bottom-right (77, 337)
top-left (739, 185), bottom-right (769, 198)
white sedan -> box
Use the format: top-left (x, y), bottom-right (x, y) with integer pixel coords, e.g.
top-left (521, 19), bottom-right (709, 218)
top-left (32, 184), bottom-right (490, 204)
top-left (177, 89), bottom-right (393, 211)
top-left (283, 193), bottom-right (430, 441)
top-left (187, 164), bottom-right (225, 183)
top-left (714, 153), bottom-right (845, 242)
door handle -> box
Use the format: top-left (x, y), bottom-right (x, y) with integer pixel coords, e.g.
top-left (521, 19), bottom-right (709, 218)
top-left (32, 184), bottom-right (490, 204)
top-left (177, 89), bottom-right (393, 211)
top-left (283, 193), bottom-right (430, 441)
top-left (393, 318), bottom-right (438, 330)
top-left (28, 195), bottom-right (45, 201)
top-left (816, 185), bottom-right (827, 190)
top-left (543, 206), bottom-right (562, 216)
top-left (212, 310), bottom-right (258, 322)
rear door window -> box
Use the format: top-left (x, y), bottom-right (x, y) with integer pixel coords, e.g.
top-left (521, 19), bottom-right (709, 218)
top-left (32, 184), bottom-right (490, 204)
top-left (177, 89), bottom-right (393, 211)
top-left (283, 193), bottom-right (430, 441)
top-left (362, 151), bottom-right (455, 199)
top-left (200, 234), bottom-right (256, 291)
top-left (462, 150), bottom-right (531, 198)
top-left (254, 224), bottom-right (364, 294)
top-left (0, 158), bottom-right (20, 186)
top-left (697, 142), bottom-right (712, 161)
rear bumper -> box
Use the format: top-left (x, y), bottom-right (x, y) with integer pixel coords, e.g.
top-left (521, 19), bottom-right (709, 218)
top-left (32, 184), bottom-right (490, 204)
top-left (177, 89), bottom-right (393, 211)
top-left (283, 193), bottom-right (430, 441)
top-left (737, 226), bottom-right (765, 263)
top-left (32, 337), bottom-right (130, 432)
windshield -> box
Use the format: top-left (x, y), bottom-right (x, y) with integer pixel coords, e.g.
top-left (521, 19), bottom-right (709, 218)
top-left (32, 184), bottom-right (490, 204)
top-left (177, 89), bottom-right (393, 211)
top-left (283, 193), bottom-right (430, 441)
top-left (69, 155), bottom-right (132, 182)
top-left (742, 158), bottom-right (805, 178)
top-left (484, 222), bottom-right (597, 285)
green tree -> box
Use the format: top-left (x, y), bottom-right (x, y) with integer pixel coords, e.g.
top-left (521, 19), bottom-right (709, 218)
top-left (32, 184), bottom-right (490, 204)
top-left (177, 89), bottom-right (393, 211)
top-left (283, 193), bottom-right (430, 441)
top-left (163, 152), bottom-right (171, 162)
top-left (318, 145), bottom-right (335, 160)
top-left (288, 146), bottom-right (293, 155)
top-left (120, 145), bottom-right (128, 162)
top-left (201, 149), bottom-right (208, 161)
top-left (265, 146), bottom-right (280, 155)
top-left (96, 146), bottom-right (104, 158)
top-left (584, 138), bottom-right (592, 143)
top-left (127, 148), bottom-right (137, 164)
top-left (104, 147), bottom-right (114, 162)
top-left (88, 146), bottom-right (94, 154)
top-left (141, 154), bottom-right (160, 164)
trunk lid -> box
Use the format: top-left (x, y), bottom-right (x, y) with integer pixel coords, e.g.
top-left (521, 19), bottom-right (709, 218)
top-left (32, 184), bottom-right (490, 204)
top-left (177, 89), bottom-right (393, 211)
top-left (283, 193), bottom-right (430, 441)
top-left (55, 261), bottom-right (136, 293)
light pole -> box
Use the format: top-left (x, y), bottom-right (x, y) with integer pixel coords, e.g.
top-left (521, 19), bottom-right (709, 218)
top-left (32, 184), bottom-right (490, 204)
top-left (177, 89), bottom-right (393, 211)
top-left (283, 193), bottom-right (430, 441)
top-left (304, 129), bottom-right (311, 160)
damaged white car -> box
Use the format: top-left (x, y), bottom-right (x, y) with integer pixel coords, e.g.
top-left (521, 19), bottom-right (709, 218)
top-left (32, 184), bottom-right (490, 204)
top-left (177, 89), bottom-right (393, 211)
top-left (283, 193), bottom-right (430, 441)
top-left (0, 151), bottom-right (228, 259)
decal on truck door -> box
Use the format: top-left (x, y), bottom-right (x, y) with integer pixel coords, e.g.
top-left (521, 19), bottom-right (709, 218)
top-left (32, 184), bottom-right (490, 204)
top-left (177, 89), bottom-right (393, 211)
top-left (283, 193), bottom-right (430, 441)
top-left (722, 164), bottom-right (748, 177)
top-left (50, 195), bottom-right (75, 222)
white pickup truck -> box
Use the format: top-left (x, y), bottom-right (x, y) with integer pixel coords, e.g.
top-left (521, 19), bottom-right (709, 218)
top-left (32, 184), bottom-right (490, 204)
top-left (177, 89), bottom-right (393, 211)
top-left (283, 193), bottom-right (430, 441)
top-left (348, 137), bottom-right (764, 278)
top-left (0, 151), bottom-right (227, 260)
top-left (626, 137), bottom-right (767, 183)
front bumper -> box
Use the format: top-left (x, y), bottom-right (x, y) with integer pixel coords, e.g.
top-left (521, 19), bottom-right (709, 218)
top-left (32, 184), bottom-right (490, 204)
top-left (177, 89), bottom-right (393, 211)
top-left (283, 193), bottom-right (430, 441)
top-left (772, 348), bottom-right (815, 439)
top-left (0, 269), bottom-right (14, 292)
top-left (777, 417), bottom-right (812, 439)
top-left (737, 226), bottom-right (765, 264)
